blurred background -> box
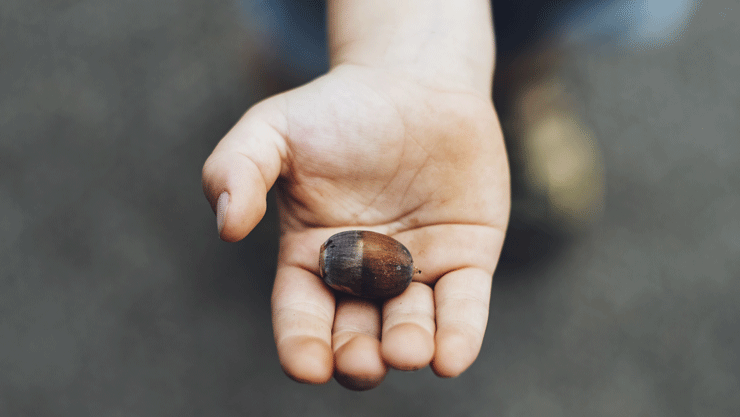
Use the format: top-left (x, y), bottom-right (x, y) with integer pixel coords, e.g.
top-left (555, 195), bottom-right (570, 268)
top-left (1, 0), bottom-right (738, 415)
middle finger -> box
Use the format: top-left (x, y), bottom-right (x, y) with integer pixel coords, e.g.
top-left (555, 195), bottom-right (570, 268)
top-left (332, 296), bottom-right (386, 390)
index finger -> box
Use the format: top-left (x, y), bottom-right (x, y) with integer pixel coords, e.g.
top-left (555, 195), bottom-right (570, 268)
top-left (431, 267), bottom-right (494, 378)
top-left (272, 262), bottom-right (335, 384)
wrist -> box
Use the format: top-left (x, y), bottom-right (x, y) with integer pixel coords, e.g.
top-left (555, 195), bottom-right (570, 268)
top-left (327, 0), bottom-right (494, 95)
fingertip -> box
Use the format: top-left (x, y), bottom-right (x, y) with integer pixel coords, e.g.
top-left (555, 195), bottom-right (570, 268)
top-left (202, 154), bottom-right (269, 242)
top-left (381, 323), bottom-right (435, 371)
top-left (431, 327), bottom-right (479, 378)
top-left (279, 336), bottom-right (334, 384)
top-left (334, 335), bottom-right (387, 391)
top-left (219, 186), bottom-right (266, 243)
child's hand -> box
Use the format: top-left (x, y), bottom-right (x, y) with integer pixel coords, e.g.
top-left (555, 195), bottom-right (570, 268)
top-left (202, 63), bottom-right (509, 390)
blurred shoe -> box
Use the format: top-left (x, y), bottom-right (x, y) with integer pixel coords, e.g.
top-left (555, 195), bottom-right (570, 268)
top-left (495, 47), bottom-right (605, 267)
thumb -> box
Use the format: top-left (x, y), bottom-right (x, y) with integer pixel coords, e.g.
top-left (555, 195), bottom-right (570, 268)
top-left (202, 101), bottom-right (287, 242)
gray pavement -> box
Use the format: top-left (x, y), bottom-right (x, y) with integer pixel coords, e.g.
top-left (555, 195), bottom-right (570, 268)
top-left (1, 0), bottom-right (738, 416)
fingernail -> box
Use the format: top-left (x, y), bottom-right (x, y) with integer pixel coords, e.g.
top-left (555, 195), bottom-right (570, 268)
top-left (216, 191), bottom-right (229, 235)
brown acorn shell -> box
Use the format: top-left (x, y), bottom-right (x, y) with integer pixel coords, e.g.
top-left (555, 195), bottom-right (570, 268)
top-left (319, 230), bottom-right (414, 299)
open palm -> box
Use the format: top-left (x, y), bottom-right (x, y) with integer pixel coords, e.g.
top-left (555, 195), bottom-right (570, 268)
top-left (203, 65), bottom-right (510, 390)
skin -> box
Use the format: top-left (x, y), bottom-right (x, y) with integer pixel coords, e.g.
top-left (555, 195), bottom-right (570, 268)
top-left (202, 0), bottom-right (510, 390)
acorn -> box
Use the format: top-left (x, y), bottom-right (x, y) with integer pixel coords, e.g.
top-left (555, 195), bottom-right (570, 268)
top-left (319, 230), bottom-right (419, 299)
